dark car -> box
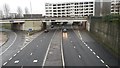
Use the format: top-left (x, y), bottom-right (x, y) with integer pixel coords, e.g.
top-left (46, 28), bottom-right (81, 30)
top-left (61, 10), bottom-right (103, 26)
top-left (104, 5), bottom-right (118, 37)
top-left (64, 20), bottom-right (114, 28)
top-left (51, 25), bottom-right (54, 28)
top-left (44, 29), bottom-right (49, 33)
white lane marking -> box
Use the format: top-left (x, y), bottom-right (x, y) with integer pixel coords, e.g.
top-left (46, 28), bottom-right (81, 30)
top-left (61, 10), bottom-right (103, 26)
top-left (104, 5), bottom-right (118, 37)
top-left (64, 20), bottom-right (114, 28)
top-left (87, 46), bottom-right (90, 49)
top-left (9, 57), bottom-right (12, 60)
top-left (90, 49), bottom-right (93, 51)
top-left (93, 52), bottom-right (96, 55)
top-left (71, 41), bottom-right (73, 43)
top-left (74, 46), bottom-right (76, 48)
top-left (61, 30), bottom-right (65, 68)
top-left (37, 45), bottom-right (38, 47)
top-left (41, 40), bottom-right (42, 42)
top-left (20, 48), bottom-right (23, 50)
top-left (30, 53), bottom-right (33, 55)
top-left (42, 30), bottom-right (56, 68)
top-left (97, 55), bottom-right (100, 59)
top-left (106, 65), bottom-right (110, 68)
top-left (20, 32), bottom-right (43, 53)
top-left (14, 60), bottom-right (19, 64)
top-left (3, 62), bottom-right (7, 65)
top-left (13, 54), bottom-right (17, 57)
top-left (17, 51), bottom-right (20, 53)
top-left (78, 55), bottom-right (81, 58)
top-left (100, 59), bottom-right (104, 63)
top-left (0, 32), bottom-right (17, 55)
top-left (33, 60), bottom-right (38, 63)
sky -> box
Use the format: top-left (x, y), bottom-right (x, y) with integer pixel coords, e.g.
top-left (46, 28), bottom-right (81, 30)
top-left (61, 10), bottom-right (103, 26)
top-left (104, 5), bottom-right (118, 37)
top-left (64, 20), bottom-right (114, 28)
top-left (0, 0), bottom-right (94, 15)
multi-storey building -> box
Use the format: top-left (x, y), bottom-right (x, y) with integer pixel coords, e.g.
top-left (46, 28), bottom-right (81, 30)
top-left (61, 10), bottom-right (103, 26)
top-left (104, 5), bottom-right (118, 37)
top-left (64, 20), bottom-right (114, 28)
top-left (45, 1), bottom-right (95, 17)
top-left (111, 0), bottom-right (120, 14)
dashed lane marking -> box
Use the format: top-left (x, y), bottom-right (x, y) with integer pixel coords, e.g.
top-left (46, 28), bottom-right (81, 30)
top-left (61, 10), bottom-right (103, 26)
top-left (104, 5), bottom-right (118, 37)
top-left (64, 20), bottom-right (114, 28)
top-left (9, 57), bottom-right (12, 61)
top-left (33, 60), bottom-right (38, 63)
top-left (93, 52), bottom-right (96, 55)
top-left (90, 49), bottom-right (93, 51)
top-left (13, 54), bottom-right (17, 57)
top-left (106, 65), bottom-right (110, 68)
top-left (30, 53), bottom-right (33, 55)
top-left (87, 46), bottom-right (90, 49)
top-left (97, 55), bottom-right (100, 59)
top-left (74, 46), bottom-right (76, 48)
top-left (3, 62), bottom-right (7, 66)
top-left (71, 41), bottom-right (73, 43)
top-left (17, 51), bottom-right (20, 53)
top-left (100, 59), bottom-right (105, 63)
top-left (78, 55), bottom-right (81, 58)
top-left (14, 60), bottom-right (19, 64)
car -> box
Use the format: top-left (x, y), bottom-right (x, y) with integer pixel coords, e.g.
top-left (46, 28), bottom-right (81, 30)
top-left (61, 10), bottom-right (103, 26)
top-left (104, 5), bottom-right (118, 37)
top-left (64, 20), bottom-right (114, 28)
top-left (44, 29), bottom-right (49, 33)
top-left (51, 25), bottom-right (54, 28)
top-left (63, 29), bottom-right (67, 32)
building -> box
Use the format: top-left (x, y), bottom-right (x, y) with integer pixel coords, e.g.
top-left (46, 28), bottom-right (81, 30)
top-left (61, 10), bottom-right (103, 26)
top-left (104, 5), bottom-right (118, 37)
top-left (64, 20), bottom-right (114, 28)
top-left (45, 1), bottom-right (95, 17)
top-left (45, 0), bottom-right (112, 17)
top-left (111, 0), bottom-right (120, 14)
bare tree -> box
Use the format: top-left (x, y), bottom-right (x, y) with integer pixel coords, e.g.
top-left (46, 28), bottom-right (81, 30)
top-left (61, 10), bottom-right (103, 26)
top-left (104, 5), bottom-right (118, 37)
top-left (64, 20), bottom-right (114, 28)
top-left (3, 3), bottom-right (10, 18)
top-left (25, 7), bottom-right (29, 14)
top-left (0, 10), bottom-right (4, 19)
top-left (17, 6), bottom-right (23, 18)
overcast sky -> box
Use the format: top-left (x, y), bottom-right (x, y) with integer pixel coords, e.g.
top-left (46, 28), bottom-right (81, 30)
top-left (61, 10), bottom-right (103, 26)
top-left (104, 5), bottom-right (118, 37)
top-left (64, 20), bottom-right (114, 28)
top-left (0, 0), bottom-right (95, 15)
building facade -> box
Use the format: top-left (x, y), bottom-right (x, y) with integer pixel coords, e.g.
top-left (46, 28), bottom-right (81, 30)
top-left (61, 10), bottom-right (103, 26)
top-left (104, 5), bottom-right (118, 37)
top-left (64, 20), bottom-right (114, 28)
top-left (45, 1), bottom-right (95, 17)
top-left (111, 0), bottom-right (120, 14)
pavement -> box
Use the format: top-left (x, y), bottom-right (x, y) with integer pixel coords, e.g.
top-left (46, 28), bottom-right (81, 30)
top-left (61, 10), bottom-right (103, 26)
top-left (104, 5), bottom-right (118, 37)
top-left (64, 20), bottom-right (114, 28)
top-left (0, 32), bottom-right (8, 47)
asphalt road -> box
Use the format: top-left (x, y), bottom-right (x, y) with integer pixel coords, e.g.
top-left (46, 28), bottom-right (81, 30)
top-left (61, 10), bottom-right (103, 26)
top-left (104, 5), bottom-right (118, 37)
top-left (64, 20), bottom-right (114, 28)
top-left (2, 28), bottom-right (56, 67)
top-left (0, 31), bottom-right (25, 67)
top-left (1, 25), bottom-right (119, 68)
top-left (62, 25), bottom-right (118, 68)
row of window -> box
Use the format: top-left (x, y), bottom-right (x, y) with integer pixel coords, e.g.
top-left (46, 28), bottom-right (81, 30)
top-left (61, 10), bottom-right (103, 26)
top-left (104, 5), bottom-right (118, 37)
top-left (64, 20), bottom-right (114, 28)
top-left (46, 5), bottom-right (94, 9)
top-left (46, 12), bottom-right (93, 15)
top-left (46, 8), bottom-right (93, 12)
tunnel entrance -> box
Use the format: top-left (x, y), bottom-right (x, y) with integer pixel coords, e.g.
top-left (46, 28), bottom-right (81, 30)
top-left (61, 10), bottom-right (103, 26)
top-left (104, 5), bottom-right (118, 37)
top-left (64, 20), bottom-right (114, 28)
top-left (11, 22), bottom-right (24, 31)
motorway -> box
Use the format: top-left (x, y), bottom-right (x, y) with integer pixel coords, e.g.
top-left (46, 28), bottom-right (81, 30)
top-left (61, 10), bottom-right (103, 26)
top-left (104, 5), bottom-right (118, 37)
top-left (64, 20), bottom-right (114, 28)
top-left (1, 25), bottom-right (119, 68)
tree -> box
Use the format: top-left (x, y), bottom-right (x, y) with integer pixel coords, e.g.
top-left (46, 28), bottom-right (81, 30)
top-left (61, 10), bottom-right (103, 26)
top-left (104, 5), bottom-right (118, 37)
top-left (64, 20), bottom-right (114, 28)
top-left (25, 7), bottom-right (29, 14)
top-left (17, 6), bottom-right (23, 18)
top-left (0, 10), bottom-right (3, 19)
top-left (3, 3), bottom-right (10, 18)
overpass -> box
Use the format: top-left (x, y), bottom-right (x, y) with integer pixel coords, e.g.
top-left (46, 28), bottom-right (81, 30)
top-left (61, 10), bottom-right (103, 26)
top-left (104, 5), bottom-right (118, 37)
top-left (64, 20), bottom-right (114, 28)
top-left (0, 17), bottom-right (89, 31)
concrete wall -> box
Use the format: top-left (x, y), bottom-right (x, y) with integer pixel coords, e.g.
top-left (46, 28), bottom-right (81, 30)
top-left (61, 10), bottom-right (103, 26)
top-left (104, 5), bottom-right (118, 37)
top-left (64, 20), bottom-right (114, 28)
top-left (23, 20), bottom-right (43, 31)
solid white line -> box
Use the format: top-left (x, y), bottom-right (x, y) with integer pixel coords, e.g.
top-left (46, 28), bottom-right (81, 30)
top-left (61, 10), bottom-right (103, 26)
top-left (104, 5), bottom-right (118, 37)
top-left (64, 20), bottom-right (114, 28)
top-left (61, 30), bottom-right (65, 68)
top-left (3, 62), bottom-right (7, 65)
top-left (0, 32), bottom-right (17, 55)
top-left (100, 59), bottom-right (104, 63)
top-left (42, 30), bottom-right (57, 68)
top-left (9, 57), bottom-right (12, 60)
